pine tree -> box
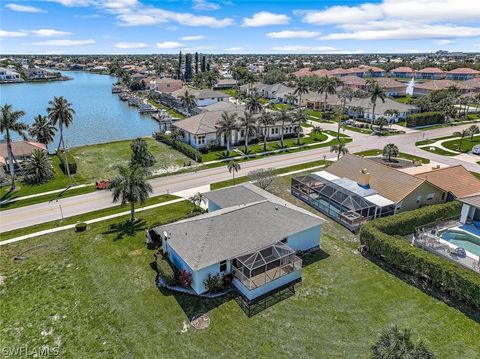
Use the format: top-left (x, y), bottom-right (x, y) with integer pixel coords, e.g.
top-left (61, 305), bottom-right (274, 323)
top-left (184, 53), bottom-right (192, 82)
top-left (194, 52), bottom-right (199, 74)
top-left (177, 51), bottom-right (182, 80)
top-left (201, 55), bottom-right (206, 72)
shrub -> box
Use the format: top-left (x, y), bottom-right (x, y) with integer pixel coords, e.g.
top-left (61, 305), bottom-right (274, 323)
top-left (56, 150), bottom-right (77, 175)
top-left (156, 256), bottom-right (177, 286)
top-left (360, 202), bottom-right (480, 310)
top-left (154, 132), bottom-right (202, 163)
top-left (406, 111), bottom-right (444, 127)
top-left (371, 326), bottom-right (435, 359)
top-left (178, 269), bottom-right (192, 288)
top-left (75, 222), bottom-right (87, 232)
top-left (199, 139), bottom-right (221, 154)
top-left (203, 274), bottom-right (224, 292)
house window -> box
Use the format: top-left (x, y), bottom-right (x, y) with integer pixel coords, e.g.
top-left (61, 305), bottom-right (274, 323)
top-left (275, 128), bottom-right (279, 134)
top-left (197, 136), bottom-right (205, 145)
top-left (271, 128), bottom-right (275, 135)
top-left (219, 260), bottom-right (227, 272)
top-left (427, 193), bottom-right (435, 200)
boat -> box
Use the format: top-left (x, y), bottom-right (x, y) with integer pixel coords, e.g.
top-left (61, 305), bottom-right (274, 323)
top-left (119, 92), bottom-right (130, 101)
top-left (138, 104), bottom-right (158, 114)
top-left (128, 97), bottom-right (141, 107)
top-left (112, 85), bottom-right (123, 93)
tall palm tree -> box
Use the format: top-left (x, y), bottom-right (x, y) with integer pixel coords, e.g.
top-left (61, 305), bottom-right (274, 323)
top-left (382, 143), bottom-right (399, 162)
top-left (22, 149), bottom-right (54, 184)
top-left (245, 91), bottom-right (263, 114)
top-left (337, 86), bottom-right (354, 139)
top-left (0, 104), bottom-right (28, 189)
top-left (238, 111), bottom-right (257, 154)
top-left (227, 160), bottom-right (241, 184)
top-left (367, 81), bottom-right (386, 129)
top-left (330, 142), bottom-right (349, 160)
top-left (285, 93), bottom-right (296, 106)
top-left (293, 110), bottom-right (307, 145)
top-left (245, 72), bottom-right (257, 91)
top-left (29, 115), bottom-right (56, 150)
top-left (109, 164), bottom-right (153, 223)
top-left (204, 71), bottom-right (219, 88)
top-left (317, 76), bottom-right (339, 112)
top-left (453, 129), bottom-right (470, 151)
top-left (47, 96), bottom-right (75, 152)
top-left (350, 105), bottom-right (364, 126)
top-left (179, 89), bottom-right (196, 115)
top-left (375, 117), bottom-right (389, 131)
top-left (215, 111), bottom-right (238, 152)
top-left (384, 109), bottom-right (400, 127)
top-left (310, 126), bottom-right (323, 140)
top-left (276, 108), bottom-right (291, 148)
top-left (293, 78), bottom-right (309, 111)
top-left (258, 110), bottom-right (275, 151)
top-left (467, 124), bottom-right (479, 140)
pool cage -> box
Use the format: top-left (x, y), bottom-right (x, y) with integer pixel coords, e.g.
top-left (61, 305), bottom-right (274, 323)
top-left (291, 174), bottom-right (391, 232)
top-left (232, 242), bottom-right (302, 290)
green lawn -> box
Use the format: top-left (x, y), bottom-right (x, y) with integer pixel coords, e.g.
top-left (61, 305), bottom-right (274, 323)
top-left (441, 135), bottom-right (480, 153)
top-left (70, 138), bottom-right (193, 183)
top-left (221, 89), bottom-right (238, 97)
top-left (418, 146), bottom-right (458, 156)
top-left (0, 184), bottom-right (478, 358)
top-left (355, 149), bottom-right (430, 164)
top-left (244, 134), bottom-right (329, 155)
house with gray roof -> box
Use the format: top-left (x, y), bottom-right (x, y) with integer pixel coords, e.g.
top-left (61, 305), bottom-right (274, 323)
top-left (153, 183), bottom-right (324, 301)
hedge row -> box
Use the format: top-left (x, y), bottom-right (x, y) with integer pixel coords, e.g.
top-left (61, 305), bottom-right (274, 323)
top-left (406, 111), bottom-right (444, 127)
top-left (156, 256), bottom-right (177, 286)
top-left (359, 202), bottom-right (480, 310)
top-left (56, 150), bottom-right (77, 175)
top-left (154, 133), bottom-right (202, 163)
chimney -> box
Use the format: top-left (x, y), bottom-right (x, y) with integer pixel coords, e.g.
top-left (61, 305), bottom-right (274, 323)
top-left (358, 168), bottom-right (370, 187)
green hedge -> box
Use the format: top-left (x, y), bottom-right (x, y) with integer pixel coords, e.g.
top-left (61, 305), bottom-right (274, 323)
top-left (406, 111), bottom-right (444, 127)
top-left (154, 133), bottom-right (202, 163)
top-left (156, 256), bottom-right (177, 286)
top-left (56, 150), bottom-right (77, 175)
top-left (75, 222), bottom-right (87, 232)
top-left (360, 202), bottom-right (480, 310)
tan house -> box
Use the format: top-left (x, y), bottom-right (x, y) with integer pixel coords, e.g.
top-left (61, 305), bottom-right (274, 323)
top-left (374, 77), bottom-right (407, 97)
top-left (0, 141), bottom-right (47, 175)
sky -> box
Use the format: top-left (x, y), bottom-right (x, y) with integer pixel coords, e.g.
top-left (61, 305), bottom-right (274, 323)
top-left (1, 0), bottom-right (480, 54)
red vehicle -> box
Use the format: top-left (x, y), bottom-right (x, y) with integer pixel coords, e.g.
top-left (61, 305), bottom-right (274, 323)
top-left (95, 178), bottom-right (110, 190)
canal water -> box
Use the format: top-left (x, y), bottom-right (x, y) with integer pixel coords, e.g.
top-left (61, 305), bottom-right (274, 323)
top-left (0, 71), bottom-right (158, 147)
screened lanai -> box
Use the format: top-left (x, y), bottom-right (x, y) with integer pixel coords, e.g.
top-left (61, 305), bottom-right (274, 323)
top-left (232, 242), bottom-right (302, 290)
top-left (291, 173), bottom-right (393, 232)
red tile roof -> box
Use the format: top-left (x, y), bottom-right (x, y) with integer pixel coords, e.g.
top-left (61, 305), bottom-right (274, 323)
top-left (417, 67), bottom-right (444, 74)
top-left (391, 66), bottom-right (415, 73)
top-left (447, 67), bottom-right (480, 74)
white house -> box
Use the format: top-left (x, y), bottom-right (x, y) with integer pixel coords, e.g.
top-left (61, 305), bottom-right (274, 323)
top-left (0, 67), bottom-right (23, 82)
top-left (154, 183), bottom-right (324, 302)
top-left (459, 194), bottom-right (480, 226)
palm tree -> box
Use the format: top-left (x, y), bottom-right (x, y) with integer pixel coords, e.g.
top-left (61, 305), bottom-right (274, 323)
top-left (337, 86), bottom-right (354, 139)
top-left (245, 72), bottom-right (257, 91)
top-left (285, 93), bottom-right (296, 106)
top-left (29, 115), bottom-right (56, 150)
top-left (258, 110), bottom-right (275, 151)
top-left (293, 78), bottom-right (309, 111)
top-left (371, 326), bottom-right (435, 359)
top-left (330, 142), bottom-right (348, 160)
top-left (0, 104), bottom-right (28, 189)
top-left (215, 111), bottom-right (238, 152)
top-left (375, 117), bottom-right (389, 131)
top-left (109, 164), bottom-right (153, 223)
top-left (22, 149), bottom-right (54, 184)
top-left (276, 108), bottom-right (291, 148)
top-left (227, 160), bottom-right (241, 184)
top-left (384, 109), bottom-right (400, 125)
top-left (453, 129), bottom-right (470, 151)
top-left (47, 96), bottom-right (75, 152)
top-left (293, 110), bottom-right (307, 145)
top-left (317, 76), bottom-right (339, 112)
top-left (382, 143), bottom-right (399, 162)
top-left (245, 91), bottom-right (263, 114)
top-left (310, 126), bottom-right (323, 140)
top-left (179, 89), bottom-right (196, 115)
top-left (350, 105), bottom-right (364, 126)
top-left (367, 81), bottom-right (386, 130)
top-left (238, 111), bottom-right (257, 154)
top-left (204, 71), bottom-right (219, 88)
top-left (467, 124), bottom-right (479, 140)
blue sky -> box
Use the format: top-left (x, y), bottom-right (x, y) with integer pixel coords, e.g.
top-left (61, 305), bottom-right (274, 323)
top-left (1, 0), bottom-right (479, 54)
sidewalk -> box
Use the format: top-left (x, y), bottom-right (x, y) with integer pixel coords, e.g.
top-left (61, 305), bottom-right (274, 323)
top-left (1, 183), bottom-right (92, 204)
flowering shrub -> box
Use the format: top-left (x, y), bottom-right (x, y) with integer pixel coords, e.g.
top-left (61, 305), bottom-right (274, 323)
top-left (178, 269), bottom-right (192, 288)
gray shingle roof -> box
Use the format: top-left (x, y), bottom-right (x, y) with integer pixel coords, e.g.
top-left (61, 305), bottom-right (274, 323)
top-left (204, 185), bottom-right (266, 208)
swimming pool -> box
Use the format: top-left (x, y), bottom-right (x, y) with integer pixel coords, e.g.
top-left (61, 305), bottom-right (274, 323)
top-left (439, 229), bottom-right (480, 257)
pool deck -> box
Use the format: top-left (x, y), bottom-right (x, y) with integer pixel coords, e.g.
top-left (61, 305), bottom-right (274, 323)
top-left (459, 223), bottom-right (480, 238)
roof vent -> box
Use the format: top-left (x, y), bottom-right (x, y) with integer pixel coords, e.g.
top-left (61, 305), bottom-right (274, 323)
top-left (358, 168), bottom-right (370, 188)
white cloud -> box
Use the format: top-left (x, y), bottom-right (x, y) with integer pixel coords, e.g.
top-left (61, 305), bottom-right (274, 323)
top-left (242, 12), bottom-right (290, 27)
top-left (0, 30), bottom-right (27, 38)
top-left (115, 42), bottom-right (148, 48)
top-left (156, 41), bottom-right (186, 49)
top-left (193, 0), bottom-right (220, 11)
top-left (29, 29), bottom-right (72, 37)
top-left (267, 30), bottom-right (320, 39)
top-left (271, 45), bottom-right (364, 54)
top-left (181, 35), bottom-right (205, 41)
top-left (436, 39), bottom-right (454, 45)
top-left (5, 3), bottom-right (46, 13)
top-left (226, 46), bottom-right (243, 52)
top-left (300, 0), bottom-right (480, 41)
top-left (32, 39), bottom-right (95, 46)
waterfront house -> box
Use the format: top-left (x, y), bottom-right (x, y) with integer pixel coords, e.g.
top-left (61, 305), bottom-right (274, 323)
top-left (0, 67), bottom-right (23, 83)
top-left (154, 183), bottom-right (324, 301)
top-left (415, 67), bottom-right (444, 80)
top-left (445, 68), bottom-right (480, 81)
top-left (172, 101), bottom-right (298, 149)
top-left (0, 141), bottom-right (47, 175)
top-left (149, 78), bottom-right (183, 93)
top-left (161, 88), bottom-right (229, 109)
top-left (390, 67), bottom-right (415, 79)
top-left (291, 154), bottom-right (446, 232)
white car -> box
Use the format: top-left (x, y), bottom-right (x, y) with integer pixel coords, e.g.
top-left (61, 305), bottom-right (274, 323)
top-left (472, 144), bottom-right (480, 155)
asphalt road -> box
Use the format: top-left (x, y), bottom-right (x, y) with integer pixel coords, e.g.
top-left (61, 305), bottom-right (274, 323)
top-left (1, 123), bottom-right (479, 233)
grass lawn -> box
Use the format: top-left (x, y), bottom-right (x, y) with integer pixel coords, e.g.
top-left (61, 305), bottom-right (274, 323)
top-left (418, 146), bottom-right (458, 156)
top-left (304, 109), bottom-right (322, 118)
top-left (355, 149), bottom-right (430, 164)
top-left (441, 135), bottom-right (480, 153)
top-left (70, 138), bottom-right (193, 183)
top-left (0, 184), bottom-right (478, 358)
top-left (273, 103), bottom-right (294, 110)
top-left (221, 89), bottom-right (238, 97)
top-left (244, 134), bottom-right (329, 155)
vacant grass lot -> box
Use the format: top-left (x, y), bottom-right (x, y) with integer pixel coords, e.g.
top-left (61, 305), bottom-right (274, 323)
top-left (70, 138), bottom-right (193, 182)
top-left (442, 134), bottom-right (480, 153)
top-left (1, 184), bottom-right (478, 358)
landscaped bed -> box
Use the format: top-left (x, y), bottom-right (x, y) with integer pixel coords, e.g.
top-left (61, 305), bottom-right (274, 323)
top-left (355, 149), bottom-right (430, 164)
top-left (442, 135), bottom-right (479, 153)
top-left (1, 194), bottom-right (479, 358)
